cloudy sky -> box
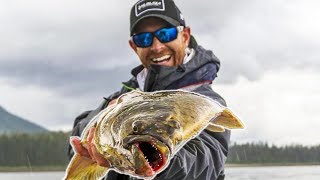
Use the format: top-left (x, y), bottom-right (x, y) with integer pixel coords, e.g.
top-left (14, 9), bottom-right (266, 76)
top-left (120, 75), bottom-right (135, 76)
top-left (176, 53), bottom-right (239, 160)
top-left (1, 0), bottom-right (319, 146)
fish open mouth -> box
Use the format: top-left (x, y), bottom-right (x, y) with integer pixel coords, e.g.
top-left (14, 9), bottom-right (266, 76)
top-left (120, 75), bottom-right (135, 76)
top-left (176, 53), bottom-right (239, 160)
top-left (134, 141), bottom-right (165, 172)
top-left (124, 135), bottom-right (171, 177)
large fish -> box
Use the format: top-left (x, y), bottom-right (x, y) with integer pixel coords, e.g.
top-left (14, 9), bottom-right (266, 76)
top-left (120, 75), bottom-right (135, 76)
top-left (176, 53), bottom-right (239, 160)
top-left (65, 90), bottom-right (244, 180)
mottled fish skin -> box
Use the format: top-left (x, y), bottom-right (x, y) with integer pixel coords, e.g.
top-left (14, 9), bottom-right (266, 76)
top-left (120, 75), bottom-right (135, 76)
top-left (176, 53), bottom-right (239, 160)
top-left (64, 90), bottom-right (244, 180)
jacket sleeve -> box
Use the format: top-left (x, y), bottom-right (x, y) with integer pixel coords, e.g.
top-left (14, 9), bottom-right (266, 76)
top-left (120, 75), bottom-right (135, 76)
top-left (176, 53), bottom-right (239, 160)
top-left (154, 85), bottom-right (230, 180)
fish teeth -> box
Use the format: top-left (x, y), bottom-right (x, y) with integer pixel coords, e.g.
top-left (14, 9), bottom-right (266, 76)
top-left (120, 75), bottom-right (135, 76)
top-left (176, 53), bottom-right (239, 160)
top-left (151, 55), bottom-right (171, 62)
top-left (151, 144), bottom-right (158, 150)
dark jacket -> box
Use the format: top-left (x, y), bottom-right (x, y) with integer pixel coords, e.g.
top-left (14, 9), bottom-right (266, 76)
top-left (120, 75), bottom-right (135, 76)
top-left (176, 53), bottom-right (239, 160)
top-left (67, 41), bottom-right (230, 180)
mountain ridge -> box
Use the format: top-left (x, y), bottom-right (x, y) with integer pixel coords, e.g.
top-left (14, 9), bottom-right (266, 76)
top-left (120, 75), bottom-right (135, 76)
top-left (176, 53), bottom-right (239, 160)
top-left (0, 106), bottom-right (48, 134)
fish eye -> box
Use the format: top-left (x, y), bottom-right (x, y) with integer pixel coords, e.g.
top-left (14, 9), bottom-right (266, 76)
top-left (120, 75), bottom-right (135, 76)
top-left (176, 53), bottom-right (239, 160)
top-left (132, 120), bottom-right (144, 133)
top-left (133, 125), bottom-right (138, 133)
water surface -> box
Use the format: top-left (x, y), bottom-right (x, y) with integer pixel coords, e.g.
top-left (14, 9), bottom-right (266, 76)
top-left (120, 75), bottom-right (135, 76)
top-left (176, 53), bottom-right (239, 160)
top-left (225, 165), bottom-right (320, 180)
top-left (0, 165), bottom-right (319, 180)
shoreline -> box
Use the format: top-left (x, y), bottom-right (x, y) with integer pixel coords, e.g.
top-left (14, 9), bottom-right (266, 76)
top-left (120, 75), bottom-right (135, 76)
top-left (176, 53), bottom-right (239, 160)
top-left (0, 166), bottom-right (67, 172)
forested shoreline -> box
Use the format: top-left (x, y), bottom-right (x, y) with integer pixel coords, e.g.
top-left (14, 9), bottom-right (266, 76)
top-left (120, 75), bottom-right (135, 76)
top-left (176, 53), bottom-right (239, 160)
top-left (0, 132), bottom-right (319, 171)
top-left (0, 132), bottom-right (69, 168)
top-left (227, 142), bottom-right (320, 164)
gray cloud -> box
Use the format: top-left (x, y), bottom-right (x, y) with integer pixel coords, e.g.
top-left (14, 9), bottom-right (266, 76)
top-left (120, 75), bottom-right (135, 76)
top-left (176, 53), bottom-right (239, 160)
top-left (0, 0), bottom-right (140, 97)
top-left (0, 0), bottom-right (319, 101)
top-left (0, 60), bottom-right (136, 97)
top-left (177, 0), bottom-right (320, 83)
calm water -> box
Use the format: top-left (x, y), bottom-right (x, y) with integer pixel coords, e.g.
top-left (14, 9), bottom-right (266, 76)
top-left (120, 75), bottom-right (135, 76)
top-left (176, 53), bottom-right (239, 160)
top-left (0, 166), bottom-right (319, 180)
top-left (226, 165), bottom-right (320, 180)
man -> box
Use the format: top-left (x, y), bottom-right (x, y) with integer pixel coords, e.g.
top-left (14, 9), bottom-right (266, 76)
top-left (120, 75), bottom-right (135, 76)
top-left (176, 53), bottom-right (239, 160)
top-left (67, 0), bottom-right (230, 179)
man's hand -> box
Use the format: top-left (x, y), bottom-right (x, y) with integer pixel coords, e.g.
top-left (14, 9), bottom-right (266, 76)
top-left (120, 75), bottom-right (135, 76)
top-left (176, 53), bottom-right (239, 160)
top-left (70, 127), bottom-right (111, 167)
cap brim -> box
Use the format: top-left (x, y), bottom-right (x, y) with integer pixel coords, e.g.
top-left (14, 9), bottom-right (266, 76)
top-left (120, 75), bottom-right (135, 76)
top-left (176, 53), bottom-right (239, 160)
top-left (130, 14), bottom-right (181, 36)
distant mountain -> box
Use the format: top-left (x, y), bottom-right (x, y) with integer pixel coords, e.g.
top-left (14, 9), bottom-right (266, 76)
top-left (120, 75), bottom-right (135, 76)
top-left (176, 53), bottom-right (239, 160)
top-left (0, 106), bottom-right (48, 134)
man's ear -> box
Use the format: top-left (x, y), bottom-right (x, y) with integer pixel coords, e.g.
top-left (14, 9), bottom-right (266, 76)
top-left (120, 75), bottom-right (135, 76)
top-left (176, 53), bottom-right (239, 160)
top-left (182, 27), bottom-right (191, 47)
top-left (129, 39), bottom-right (138, 53)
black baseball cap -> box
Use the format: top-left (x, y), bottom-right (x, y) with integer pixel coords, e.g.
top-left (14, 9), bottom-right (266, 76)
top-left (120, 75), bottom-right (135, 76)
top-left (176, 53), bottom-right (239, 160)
top-left (130, 0), bottom-right (186, 36)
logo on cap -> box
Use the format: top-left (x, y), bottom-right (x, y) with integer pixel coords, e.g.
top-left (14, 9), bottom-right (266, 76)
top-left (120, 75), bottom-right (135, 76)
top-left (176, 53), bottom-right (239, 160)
top-left (135, 0), bottom-right (165, 17)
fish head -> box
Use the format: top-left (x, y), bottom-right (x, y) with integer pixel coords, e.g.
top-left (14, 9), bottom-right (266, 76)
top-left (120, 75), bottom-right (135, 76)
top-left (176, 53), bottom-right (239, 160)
top-left (120, 112), bottom-right (183, 177)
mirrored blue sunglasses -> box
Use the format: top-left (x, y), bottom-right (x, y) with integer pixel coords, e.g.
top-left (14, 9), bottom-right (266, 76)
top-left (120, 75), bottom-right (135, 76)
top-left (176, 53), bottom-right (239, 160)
top-left (132, 26), bottom-right (184, 48)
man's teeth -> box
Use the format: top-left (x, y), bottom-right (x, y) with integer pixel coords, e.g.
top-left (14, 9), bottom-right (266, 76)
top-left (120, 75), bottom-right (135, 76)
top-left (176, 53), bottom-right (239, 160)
top-left (151, 55), bottom-right (171, 62)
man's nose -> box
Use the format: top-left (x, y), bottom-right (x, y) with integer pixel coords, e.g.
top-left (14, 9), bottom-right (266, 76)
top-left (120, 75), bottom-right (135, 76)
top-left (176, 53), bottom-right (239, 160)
top-left (150, 36), bottom-right (165, 52)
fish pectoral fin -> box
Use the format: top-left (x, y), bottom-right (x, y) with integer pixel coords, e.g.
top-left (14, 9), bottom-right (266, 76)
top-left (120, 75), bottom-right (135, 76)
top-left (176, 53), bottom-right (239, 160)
top-left (206, 123), bottom-right (225, 132)
top-left (64, 154), bottom-right (109, 180)
top-left (211, 108), bottom-right (245, 130)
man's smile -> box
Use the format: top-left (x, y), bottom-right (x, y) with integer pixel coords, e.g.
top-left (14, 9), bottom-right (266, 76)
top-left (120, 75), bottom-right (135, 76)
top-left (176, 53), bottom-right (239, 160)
top-left (150, 55), bottom-right (172, 65)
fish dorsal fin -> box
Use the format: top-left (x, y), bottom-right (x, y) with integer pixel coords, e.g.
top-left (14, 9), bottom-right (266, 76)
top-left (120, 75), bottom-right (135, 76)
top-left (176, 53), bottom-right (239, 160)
top-left (210, 108), bottom-right (245, 131)
top-left (64, 154), bottom-right (108, 180)
top-left (116, 90), bottom-right (143, 104)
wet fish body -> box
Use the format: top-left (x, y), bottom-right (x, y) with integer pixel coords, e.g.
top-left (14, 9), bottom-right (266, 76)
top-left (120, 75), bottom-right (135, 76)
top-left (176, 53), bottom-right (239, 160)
top-left (65, 90), bottom-right (244, 179)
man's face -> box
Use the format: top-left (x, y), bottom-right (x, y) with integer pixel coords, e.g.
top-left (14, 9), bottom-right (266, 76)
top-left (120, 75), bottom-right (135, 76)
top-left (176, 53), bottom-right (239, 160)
top-left (129, 17), bottom-right (191, 68)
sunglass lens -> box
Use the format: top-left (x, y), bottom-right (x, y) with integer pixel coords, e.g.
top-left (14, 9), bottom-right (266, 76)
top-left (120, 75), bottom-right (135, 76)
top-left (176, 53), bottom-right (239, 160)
top-left (133, 33), bottom-right (153, 47)
top-left (155, 27), bottom-right (178, 43)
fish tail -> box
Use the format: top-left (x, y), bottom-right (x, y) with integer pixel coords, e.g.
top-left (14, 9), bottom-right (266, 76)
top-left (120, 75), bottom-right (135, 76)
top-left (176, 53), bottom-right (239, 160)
top-left (64, 154), bottom-right (108, 180)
